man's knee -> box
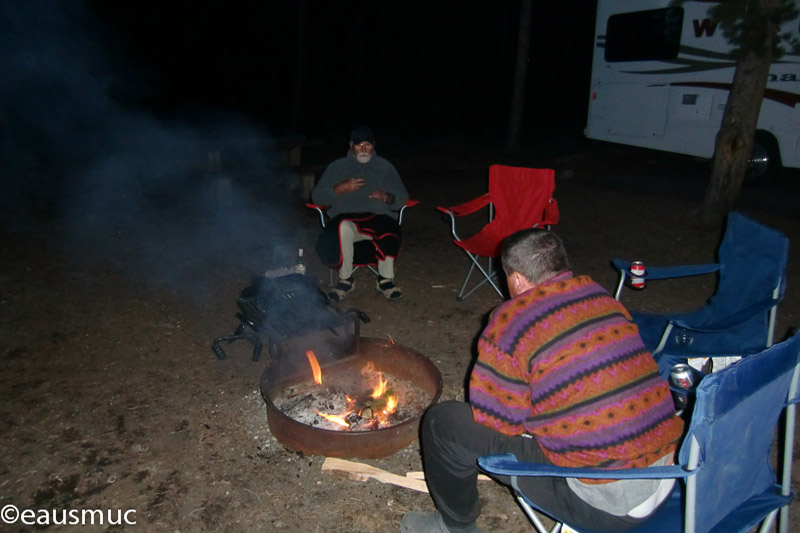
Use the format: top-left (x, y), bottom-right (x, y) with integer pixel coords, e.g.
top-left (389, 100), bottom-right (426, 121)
top-left (338, 220), bottom-right (357, 241)
top-left (422, 401), bottom-right (473, 443)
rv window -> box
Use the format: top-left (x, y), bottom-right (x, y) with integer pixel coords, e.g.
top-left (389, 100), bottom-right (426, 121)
top-left (605, 7), bottom-right (683, 62)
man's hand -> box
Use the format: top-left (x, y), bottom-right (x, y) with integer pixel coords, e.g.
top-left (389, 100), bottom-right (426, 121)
top-left (369, 190), bottom-right (395, 204)
top-left (334, 177), bottom-right (365, 195)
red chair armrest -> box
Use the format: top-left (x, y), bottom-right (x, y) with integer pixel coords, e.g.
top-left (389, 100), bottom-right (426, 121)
top-left (436, 193), bottom-right (491, 217)
top-left (540, 198), bottom-right (559, 226)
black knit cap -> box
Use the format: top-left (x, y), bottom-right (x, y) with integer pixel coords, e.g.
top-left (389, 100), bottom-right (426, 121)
top-left (350, 126), bottom-right (375, 145)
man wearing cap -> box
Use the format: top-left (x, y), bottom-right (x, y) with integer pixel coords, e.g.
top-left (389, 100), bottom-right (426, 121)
top-left (311, 126), bottom-right (409, 300)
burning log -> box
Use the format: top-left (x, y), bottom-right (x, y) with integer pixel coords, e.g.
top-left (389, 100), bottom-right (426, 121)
top-left (281, 393), bottom-right (314, 413)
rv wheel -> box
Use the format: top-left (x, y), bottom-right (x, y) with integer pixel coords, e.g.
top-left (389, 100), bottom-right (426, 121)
top-left (747, 132), bottom-right (781, 182)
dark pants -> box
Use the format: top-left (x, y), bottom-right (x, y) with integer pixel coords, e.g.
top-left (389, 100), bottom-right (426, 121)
top-left (421, 401), bottom-right (645, 531)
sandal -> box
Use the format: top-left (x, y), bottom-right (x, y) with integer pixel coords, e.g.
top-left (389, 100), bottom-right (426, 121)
top-left (376, 276), bottom-right (403, 300)
top-left (328, 277), bottom-right (355, 301)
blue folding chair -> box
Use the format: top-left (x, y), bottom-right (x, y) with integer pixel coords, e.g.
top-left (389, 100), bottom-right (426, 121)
top-left (479, 329), bottom-right (800, 533)
top-left (612, 212), bottom-right (788, 378)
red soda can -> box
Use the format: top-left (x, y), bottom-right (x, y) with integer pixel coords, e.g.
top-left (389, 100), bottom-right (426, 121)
top-left (669, 363), bottom-right (695, 411)
top-left (669, 364), bottom-right (695, 390)
top-left (630, 261), bottom-right (646, 289)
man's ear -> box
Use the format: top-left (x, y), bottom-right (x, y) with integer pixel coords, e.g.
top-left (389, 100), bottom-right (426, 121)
top-left (510, 271), bottom-right (535, 294)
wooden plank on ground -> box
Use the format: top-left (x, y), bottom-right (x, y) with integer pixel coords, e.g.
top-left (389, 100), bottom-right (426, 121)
top-left (320, 458), bottom-right (493, 494)
top-left (406, 471), bottom-right (491, 482)
top-left (321, 457), bottom-right (429, 493)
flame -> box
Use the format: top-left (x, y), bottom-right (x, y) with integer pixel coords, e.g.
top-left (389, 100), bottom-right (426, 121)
top-left (305, 350), bottom-right (322, 385)
top-left (371, 372), bottom-right (388, 398)
top-left (311, 359), bottom-right (403, 431)
top-left (317, 411), bottom-right (349, 427)
top-left (384, 395), bottom-right (397, 413)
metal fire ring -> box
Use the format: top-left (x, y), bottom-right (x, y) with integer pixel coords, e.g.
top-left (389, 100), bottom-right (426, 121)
top-left (260, 338), bottom-right (442, 459)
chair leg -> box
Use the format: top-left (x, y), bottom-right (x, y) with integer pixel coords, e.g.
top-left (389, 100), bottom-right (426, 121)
top-left (654, 323), bottom-right (674, 355)
top-left (515, 495), bottom-right (556, 533)
top-left (510, 477), bottom-right (560, 533)
top-left (614, 272), bottom-right (627, 300)
top-left (777, 367), bottom-right (799, 533)
top-left (457, 262), bottom-right (478, 300)
top-left (456, 252), bottom-right (504, 301)
top-left (767, 282), bottom-right (780, 347)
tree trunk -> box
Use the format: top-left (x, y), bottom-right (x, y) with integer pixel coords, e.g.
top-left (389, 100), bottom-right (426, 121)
top-left (701, 0), bottom-right (780, 224)
top-left (504, 0), bottom-right (532, 153)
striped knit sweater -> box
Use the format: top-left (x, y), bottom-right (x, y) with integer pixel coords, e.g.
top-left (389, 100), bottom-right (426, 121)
top-left (470, 272), bottom-right (684, 478)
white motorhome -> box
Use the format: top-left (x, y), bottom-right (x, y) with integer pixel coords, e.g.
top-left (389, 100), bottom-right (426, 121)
top-left (585, 0), bottom-right (800, 178)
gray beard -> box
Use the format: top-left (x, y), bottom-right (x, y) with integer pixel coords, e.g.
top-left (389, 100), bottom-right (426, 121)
top-left (356, 153), bottom-right (373, 164)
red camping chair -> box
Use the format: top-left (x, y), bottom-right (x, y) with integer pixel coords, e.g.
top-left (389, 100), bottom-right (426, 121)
top-left (436, 165), bottom-right (558, 300)
top-left (305, 199), bottom-right (419, 281)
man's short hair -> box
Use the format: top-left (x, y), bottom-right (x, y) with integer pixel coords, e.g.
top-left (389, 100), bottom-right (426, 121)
top-left (501, 229), bottom-right (570, 285)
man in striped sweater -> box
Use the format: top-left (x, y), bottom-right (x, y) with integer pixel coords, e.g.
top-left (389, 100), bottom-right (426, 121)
top-left (402, 229), bottom-right (685, 533)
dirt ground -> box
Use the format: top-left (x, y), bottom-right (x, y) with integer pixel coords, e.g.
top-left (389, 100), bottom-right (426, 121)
top-left (2, 139), bottom-right (799, 532)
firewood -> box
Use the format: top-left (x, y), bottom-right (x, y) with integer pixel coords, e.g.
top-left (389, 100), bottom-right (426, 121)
top-left (281, 393), bottom-right (314, 413)
top-left (285, 383), bottom-right (322, 399)
top-left (406, 471), bottom-right (491, 482)
top-left (321, 457), bottom-right (429, 493)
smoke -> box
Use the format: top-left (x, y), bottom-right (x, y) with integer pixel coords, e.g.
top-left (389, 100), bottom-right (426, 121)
top-left (1, 1), bottom-right (308, 305)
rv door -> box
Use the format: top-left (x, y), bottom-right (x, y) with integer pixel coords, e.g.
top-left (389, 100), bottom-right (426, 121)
top-left (592, 82), bottom-right (669, 138)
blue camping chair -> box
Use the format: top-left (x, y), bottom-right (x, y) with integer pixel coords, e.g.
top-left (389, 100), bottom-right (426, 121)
top-left (479, 329), bottom-right (800, 533)
top-left (612, 212), bottom-right (788, 378)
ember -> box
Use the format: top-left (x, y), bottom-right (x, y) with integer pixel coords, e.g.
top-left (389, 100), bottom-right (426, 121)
top-left (274, 354), bottom-right (431, 432)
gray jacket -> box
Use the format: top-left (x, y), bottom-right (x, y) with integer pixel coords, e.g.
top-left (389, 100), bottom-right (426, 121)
top-left (311, 149), bottom-right (408, 220)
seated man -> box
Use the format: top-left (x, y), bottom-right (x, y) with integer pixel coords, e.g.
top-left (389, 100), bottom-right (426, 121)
top-left (402, 229), bottom-right (685, 533)
top-left (311, 126), bottom-right (409, 301)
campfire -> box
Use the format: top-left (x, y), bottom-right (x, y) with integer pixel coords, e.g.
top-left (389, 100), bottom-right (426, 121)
top-left (261, 338), bottom-right (442, 458)
top-left (274, 351), bottom-right (430, 432)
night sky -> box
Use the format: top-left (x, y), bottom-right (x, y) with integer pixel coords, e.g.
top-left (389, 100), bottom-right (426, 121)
top-left (0, 1), bottom-right (597, 307)
top-left (70, 1), bottom-right (594, 136)
top-left (93, 0), bottom-right (593, 133)
top-left (0, 1), bottom-right (597, 236)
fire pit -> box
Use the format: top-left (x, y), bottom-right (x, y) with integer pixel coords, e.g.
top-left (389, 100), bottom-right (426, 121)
top-left (260, 337), bottom-right (442, 459)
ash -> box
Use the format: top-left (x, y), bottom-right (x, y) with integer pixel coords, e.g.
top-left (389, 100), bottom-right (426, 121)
top-left (275, 373), bottom-right (431, 432)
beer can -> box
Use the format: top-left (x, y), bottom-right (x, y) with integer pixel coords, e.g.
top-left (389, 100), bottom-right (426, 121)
top-left (669, 363), bottom-right (696, 412)
top-left (629, 261), bottom-right (646, 289)
top-left (670, 364), bottom-right (696, 390)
